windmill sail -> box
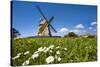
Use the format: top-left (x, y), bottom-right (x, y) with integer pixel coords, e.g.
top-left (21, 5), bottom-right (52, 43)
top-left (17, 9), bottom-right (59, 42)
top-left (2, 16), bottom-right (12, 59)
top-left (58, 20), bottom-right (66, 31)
top-left (36, 5), bottom-right (57, 37)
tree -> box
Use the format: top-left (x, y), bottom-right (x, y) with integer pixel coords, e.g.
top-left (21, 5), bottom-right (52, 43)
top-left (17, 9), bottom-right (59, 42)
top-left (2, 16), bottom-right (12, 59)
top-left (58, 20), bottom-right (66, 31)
top-left (64, 32), bottom-right (78, 37)
top-left (12, 28), bottom-right (21, 38)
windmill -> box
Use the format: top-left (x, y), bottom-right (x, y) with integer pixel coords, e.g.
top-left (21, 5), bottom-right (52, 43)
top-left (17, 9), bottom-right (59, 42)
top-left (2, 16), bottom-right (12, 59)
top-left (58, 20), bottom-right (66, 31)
top-left (36, 6), bottom-right (57, 37)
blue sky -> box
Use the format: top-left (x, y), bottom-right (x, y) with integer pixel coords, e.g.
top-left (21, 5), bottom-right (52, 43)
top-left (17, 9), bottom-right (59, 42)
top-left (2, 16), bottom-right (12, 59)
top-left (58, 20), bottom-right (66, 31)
top-left (12, 1), bottom-right (97, 37)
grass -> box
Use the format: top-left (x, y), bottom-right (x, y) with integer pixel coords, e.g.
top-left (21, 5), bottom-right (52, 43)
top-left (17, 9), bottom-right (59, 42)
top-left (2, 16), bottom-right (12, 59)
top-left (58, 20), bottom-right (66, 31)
top-left (11, 37), bottom-right (97, 66)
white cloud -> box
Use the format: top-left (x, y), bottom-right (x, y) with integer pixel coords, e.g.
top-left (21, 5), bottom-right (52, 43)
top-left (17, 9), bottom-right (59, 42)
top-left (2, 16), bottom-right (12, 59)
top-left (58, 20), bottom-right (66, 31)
top-left (70, 29), bottom-right (80, 33)
top-left (89, 27), bottom-right (93, 30)
top-left (52, 27), bottom-right (69, 37)
top-left (75, 24), bottom-right (84, 29)
top-left (89, 21), bottom-right (97, 32)
top-left (59, 28), bottom-right (69, 33)
top-left (91, 21), bottom-right (97, 26)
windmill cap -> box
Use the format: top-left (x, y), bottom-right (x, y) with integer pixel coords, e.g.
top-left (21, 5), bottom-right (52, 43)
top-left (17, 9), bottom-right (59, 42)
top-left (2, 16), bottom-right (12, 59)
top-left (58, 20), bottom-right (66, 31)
top-left (39, 19), bottom-right (46, 24)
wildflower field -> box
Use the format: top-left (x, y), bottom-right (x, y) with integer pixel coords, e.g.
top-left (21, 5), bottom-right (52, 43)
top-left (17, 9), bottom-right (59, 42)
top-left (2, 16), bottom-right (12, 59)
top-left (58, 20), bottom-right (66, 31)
top-left (11, 37), bottom-right (97, 66)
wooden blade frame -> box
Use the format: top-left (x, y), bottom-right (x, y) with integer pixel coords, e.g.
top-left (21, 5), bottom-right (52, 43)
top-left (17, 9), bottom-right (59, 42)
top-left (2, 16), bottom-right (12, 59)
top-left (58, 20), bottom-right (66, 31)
top-left (50, 24), bottom-right (57, 33)
top-left (36, 5), bottom-right (57, 36)
top-left (38, 17), bottom-right (54, 34)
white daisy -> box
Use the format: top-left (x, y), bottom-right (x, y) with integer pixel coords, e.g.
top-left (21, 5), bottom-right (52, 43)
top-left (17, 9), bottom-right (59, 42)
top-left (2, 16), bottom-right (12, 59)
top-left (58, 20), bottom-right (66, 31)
top-left (22, 60), bottom-right (29, 66)
top-left (28, 57), bottom-right (31, 60)
top-left (49, 50), bottom-right (53, 53)
top-left (43, 47), bottom-right (46, 49)
top-left (42, 47), bottom-right (46, 51)
top-left (49, 45), bottom-right (54, 49)
top-left (12, 53), bottom-right (22, 60)
top-left (46, 56), bottom-right (54, 64)
top-left (24, 51), bottom-right (30, 55)
top-left (55, 55), bottom-right (61, 62)
top-left (56, 46), bottom-right (60, 49)
top-left (34, 50), bottom-right (39, 54)
top-left (64, 48), bottom-right (67, 50)
top-left (12, 55), bottom-right (20, 60)
top-left (17, 53), bottom-right (22, 56)
top-left (43, 48), bottom-right (50, 53)
top-left (32, 53), bottom-right (39, 60)
top-left (57, 57), bottom-right (61, 61)
top-left (56, 51), bottom-right (60, 55)
top-left (38, 47), bottom-right (43, 52)
top-left (38, 47), bottom-right (47, 52)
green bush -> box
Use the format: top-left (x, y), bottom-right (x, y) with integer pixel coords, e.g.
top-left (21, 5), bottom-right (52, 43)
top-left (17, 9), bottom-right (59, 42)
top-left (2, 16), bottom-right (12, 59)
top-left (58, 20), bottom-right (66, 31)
top-left (64, 32), bottom-right (78, 37)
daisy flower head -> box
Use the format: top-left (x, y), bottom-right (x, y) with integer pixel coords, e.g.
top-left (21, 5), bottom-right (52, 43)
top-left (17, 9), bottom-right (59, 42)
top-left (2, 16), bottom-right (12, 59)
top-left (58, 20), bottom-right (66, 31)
top-left (56, 51), bottom-right (60, 55)
top-left (49, 45), bottom-right (54, 49)
top-left (64, 48), bottom-right (67, 50)
top-left (46, 56), bottom-right (54, 64)
top-left (12, 53), bottom-right (22, 60)
top-left (22, 60), bottom-right (29, 66)
top-left (32, 53), bottom-right (39, 60)
top-left (24, 51), bottom-right (30, 55)
top-left (57, 57), bottom-right (61, 61)
top-left (56, 46), bottom-right (60, 49)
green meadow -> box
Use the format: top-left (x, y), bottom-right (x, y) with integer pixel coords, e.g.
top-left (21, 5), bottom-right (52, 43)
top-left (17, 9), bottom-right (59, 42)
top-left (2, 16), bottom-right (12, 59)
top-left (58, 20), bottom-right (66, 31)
top-left (11, 37), bottom-right (97, 66)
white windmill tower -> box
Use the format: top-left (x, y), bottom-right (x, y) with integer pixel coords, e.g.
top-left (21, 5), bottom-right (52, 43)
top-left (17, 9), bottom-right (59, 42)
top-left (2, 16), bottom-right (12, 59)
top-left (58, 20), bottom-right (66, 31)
top-left (36, 6), bottom-right (57, 37)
